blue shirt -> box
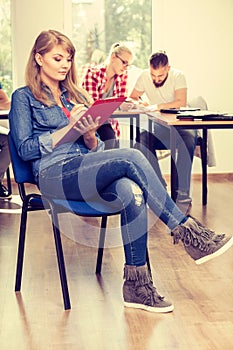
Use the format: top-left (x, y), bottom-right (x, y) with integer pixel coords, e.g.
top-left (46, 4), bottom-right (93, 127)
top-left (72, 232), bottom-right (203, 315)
top-left (9, 85), bottom-right (104, 181)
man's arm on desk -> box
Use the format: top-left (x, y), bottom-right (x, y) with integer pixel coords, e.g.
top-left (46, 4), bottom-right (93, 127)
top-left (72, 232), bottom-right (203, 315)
top-left (130, 87), bottom-right (187, 112)
top-left (158, 87), bottom-right (187, 110)
top-left (130, 88), bottom-right (149, 106)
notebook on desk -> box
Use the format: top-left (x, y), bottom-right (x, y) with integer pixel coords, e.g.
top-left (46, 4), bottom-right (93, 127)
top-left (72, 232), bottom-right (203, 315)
top-left (176, 110), bottom-right (233, 121)
top-left (160, 107), bottom-right (200, 114)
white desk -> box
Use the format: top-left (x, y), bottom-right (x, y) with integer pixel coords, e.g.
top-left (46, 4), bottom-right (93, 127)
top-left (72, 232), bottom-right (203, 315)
top-left (0, 109), bottom-right (9, 119)
top-left (147, 112), bottom-right (233, 205)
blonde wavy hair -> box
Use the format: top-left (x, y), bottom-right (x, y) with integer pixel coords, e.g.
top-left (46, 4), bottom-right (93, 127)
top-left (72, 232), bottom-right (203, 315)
top-left (25, 29), bottom-right (93, 106)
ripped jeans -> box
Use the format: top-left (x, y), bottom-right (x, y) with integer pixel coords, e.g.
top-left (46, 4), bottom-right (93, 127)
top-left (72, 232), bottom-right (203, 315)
top-left (39, 148), bottom-right (186, 267)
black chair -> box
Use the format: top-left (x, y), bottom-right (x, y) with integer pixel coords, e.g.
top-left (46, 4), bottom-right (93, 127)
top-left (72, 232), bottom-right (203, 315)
top-left (9, 134), bottom-right (151, 310)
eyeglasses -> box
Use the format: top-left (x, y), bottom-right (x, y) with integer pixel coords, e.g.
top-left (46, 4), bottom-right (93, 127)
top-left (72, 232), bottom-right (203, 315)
top-left (115, 54), bottom-right (130, 67)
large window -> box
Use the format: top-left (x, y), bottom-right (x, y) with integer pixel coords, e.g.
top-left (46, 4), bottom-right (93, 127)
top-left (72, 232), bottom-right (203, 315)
top-left (0, 1), bottom-right (151, 95)
top-left (0, 0), bottom-right (12, 96)
top-left (72, 0), bottom-right (152, 70)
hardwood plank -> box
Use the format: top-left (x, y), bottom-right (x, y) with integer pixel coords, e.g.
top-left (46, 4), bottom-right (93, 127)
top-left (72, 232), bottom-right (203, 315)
top-left (0, 178), bottom-right (233, 349)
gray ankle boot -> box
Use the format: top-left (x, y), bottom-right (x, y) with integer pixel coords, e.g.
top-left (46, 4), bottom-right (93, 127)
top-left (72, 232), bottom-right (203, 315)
top-left (173, 216), bottom-right (233, 265)
top-left (123, 264), bottom-right (174, 313)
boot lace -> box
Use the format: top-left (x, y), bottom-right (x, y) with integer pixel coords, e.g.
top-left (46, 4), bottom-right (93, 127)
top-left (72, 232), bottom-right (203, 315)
top-left (135, 281), bottom-right (164, 306)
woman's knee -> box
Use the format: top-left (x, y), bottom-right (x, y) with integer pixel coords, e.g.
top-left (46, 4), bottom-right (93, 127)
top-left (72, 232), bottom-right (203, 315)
top-left (116, 147), bottom-right (145, 162)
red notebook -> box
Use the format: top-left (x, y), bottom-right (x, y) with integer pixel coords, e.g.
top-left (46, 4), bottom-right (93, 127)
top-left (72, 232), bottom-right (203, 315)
top-left (55, 96), bottom-right (125, 146)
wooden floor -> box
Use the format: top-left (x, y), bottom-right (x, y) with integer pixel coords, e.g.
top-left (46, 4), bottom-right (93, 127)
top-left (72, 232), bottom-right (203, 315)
top-left (0, 176), bottom-right (233, 350)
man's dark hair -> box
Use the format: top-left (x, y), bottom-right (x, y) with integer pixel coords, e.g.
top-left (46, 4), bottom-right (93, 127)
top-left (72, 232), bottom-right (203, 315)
top-left (149, 51), bottom-right (168, 69)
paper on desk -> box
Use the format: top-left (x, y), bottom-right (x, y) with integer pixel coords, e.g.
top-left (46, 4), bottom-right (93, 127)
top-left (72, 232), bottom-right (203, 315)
top-left (128, 104), bottom-right (158, 113)
top-left (0, 125), bottom-right (9, 135)
top-left (143, 104), bottom-right (158, 111)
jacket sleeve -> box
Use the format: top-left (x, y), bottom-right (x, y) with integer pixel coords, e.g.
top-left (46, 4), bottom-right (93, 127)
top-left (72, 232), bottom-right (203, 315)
top-left (8, 89), bottom-right (53, 162)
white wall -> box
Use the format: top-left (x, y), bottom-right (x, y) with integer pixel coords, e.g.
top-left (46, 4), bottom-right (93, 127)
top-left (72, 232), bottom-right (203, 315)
top-left (152, 0), bottom-right (233, 173)
top-left (10, 0), bottom-right (233, 173)
top-left (11, 0), bottom-right (71, 88)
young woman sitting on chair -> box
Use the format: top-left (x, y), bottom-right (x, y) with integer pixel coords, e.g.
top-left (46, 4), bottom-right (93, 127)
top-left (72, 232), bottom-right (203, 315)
top-left (9, 30), bottom-right (233, 313)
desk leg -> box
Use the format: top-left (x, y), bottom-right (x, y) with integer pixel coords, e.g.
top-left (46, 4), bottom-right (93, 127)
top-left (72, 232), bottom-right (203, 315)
top-left (129, 117), bottom-right (134, 148)
top-left (136, 114), bottom-right (140, 144)
top-left (202, 129), bottom-right (208, 205)
top-left (170, 127), bottom-right (177, 201)
top-left (6, 167), bottom-right (12, 196)
top-left (148, 119), bottom-right (153, 160)
top-left (129, 114), bottom-right (140, 147)
top-left (148, 119), bottom-right (152, 135)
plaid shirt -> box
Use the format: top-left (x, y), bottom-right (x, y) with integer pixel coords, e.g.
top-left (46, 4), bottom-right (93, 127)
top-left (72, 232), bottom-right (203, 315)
top-left (82, 64), bottom-right (129, 138)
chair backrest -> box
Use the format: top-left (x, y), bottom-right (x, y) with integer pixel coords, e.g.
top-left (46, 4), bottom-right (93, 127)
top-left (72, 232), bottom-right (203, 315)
top-left (188, 96), bottom-right (208, 110)
top-left (9, 133), bottom-right (36, 185)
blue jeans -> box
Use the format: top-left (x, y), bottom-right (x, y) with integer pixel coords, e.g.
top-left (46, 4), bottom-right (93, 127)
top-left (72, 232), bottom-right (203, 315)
top-left (135, 124), bottom-right (197, 193)
top-left (39, 148), bottom-right (186, 267)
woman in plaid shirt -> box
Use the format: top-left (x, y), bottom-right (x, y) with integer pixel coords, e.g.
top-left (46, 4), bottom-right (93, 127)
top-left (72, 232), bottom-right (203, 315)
top-left (82, 42), bottom-right (133, 149)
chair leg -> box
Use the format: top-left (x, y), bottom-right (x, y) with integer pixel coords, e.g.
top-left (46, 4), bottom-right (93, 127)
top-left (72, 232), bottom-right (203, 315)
top-left (50, 208), bottom-right (71, 310)
top-left (146, 247), bottom-right (154, 281)
top-left (95, 217), bottom-right (151, 277)
top-left (6, 167), bottom-right (12, 196)
top-left (146, 248), bottom-right (151, 275)
top-left (95, 216), bottom-right (108, 274)
top-left (15, 204), bottom-right (28, 291)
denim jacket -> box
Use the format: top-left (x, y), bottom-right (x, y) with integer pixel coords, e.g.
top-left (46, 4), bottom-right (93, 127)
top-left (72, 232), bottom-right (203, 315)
top-left (8, 85), bottom-right (104, 181)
